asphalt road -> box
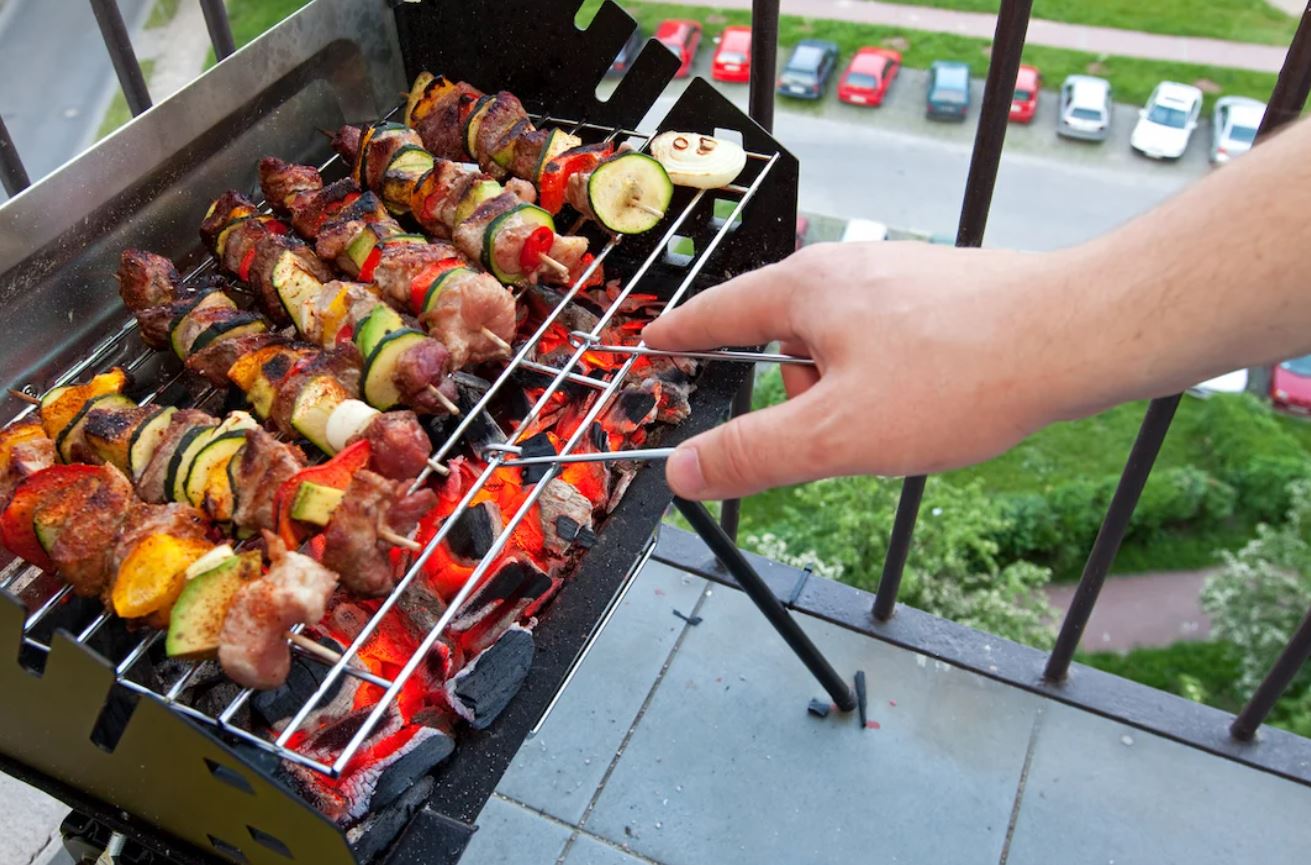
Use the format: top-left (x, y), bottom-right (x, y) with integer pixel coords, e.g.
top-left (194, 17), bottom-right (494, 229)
top-left (0, 0), bottom-right (151, 201)
top-left (614, 54), bottom-right (1214, 250)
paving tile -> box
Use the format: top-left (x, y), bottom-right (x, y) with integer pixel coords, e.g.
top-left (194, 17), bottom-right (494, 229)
top-left (1006, 702), bottom-right (1311, 865)
top-left (584, 585), bottom-right (1043, 865)
top-left (496, 561), bottom-right (708, 824)
top-left (0, 771), bottom-right (67, 865)
top-left (459, 796), bottom-right (571, 865)
top-left (562, 833), bottom-right (654, 865)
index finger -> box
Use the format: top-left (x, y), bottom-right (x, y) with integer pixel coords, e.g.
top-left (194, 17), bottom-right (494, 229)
top-left (642, 256), bottom-right (801, 351)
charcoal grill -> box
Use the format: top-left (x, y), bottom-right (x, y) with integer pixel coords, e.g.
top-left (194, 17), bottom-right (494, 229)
top-left (0, 1), bottom-right (821, 862)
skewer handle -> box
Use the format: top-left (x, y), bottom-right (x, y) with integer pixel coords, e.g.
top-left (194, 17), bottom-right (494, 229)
top-left (537, 253), bottom-right (571, 279)
top-left (380, 528), bottom-right (423, 552)
top-left (480, 326), bottom-right (512, 354)
top-left (288, 631), bottom-right (344, 664)
top-left (569, 332), bottom-right (815, 366)
top-left (498, 447), bottom-right (675, 468)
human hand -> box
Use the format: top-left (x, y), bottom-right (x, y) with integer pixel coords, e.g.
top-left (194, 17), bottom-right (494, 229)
top-left (643, 241), bottom-right (1076, 500)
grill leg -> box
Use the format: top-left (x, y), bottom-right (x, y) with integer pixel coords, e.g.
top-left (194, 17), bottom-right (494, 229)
top-left (0, 115), bottom-right (30, 197)
top-left (676, 497), bottom-right (858, 712)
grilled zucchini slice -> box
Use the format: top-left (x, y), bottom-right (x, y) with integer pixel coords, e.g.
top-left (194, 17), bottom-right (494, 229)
top-left (363, 328), bottom-right (428, 411)
top-left (483, 204), bottom-right (554, 284)
top-left (170, 291), bottom-right (236, 359)
top-left (588, 152), bottom-right (674, 235)
top-left (354, 304), bottom-right (405, 359)
top-left (291, 375), bottom-right (351, 454)
top-left (183, 430), bottom-right (248, 514)
top-left (56, 393), bottom-right (135, 463)
top-left (271, 251), bottom-right (324, 332)
top-left (190, 313), bottom-right (267, 353)
top-left (128, 406), bottom-right (177, 481)
top-left (423, 267), bottom-right (476, 314)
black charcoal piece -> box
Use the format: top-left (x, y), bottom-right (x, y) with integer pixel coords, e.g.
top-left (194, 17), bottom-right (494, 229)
top-left (518, 433), bottom-right (557, 485)
top-left (589, 421), bottom-right (608, 452)
top-left (448, 628), bottom-right (535, 730)
top-left (349, 776), bottom-right (435, 864)
top-left (250, 637), bottom-right (345, 728)
top-left (446, 502), bottom-right (501, 561)
top-left (616, 389), bottom-right (658, 424)
top-left (855, 670), bottom-right (868, 729)
top-left (575, 527), bottom-right (598, 549)
top-left (371, 731), bottom-right (456, 812)
top-left (555, 515), bottom-right (580, 542)
top-left (807, 699), bottom-right (831, 718)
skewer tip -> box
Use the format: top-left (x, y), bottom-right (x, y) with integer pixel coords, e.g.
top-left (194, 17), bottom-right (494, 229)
top-left (8, 388), bottom-right (40, 406)
top-left (287, 631), bottom-right (344, 665)
top-left (316, 127), bottom-right (336, 140)
top-left (537, 253), bottom-right (571, 280)
top-left (426, 457), bottom-right (451, 477)
top-left (379, 528), bottom-right (423, 553)
top-left (630, 198), bottom-right (666, 219)
top-left (427, 385), bottom-right (462, 417)
top-left (480, 326), bottom-right (512, 354)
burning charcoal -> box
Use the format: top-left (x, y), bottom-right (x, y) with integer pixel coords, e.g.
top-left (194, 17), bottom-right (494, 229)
top-left (445, 501), bottom-right (502, 562)
top-left (451, 557), bottom-right (554, 634)
top-left (446, 626), bottom-right (535, 731)
top-left (610, 384), bottom-right (659, 429)
top-left (605, 463), bottom-right (638, 513)
top-left (284, 705), bottom-right (407, 826)
top-left (539, 477), bottom-right (595, 558)
top-left (349, 776), bottom-right (435, 864)
top-left (395, 576), bottom-right (449, 639)
top-left (251, 636), bottom-right (346, 729)
top-left (517, 432), bottom-right (557, 485)
top-left (589, 421), bottom-right (608, 452)
top-left (370, 730), bottom-right (455, 811)
top-left (330, 603), bottom-right (374, 642)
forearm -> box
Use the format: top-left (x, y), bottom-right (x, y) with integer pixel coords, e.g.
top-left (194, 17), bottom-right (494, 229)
top-left (1050, 114), bottom-right (1311, 419)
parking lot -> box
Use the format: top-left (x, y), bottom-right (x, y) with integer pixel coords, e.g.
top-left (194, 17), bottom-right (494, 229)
top-left (604, 45), bottom-right (1218, 249)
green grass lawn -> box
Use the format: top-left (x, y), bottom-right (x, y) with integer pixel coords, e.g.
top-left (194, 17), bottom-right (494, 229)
top-left (224, 0), bottom-right (312, 48)
top-left (592, 1), bottom-right (1279, 111)
top-left (889, 0), bottom-right (1299, 46)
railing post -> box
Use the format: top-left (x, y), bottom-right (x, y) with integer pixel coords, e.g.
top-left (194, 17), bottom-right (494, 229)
top-left (1231, 605), bottom-right (1311, 740)
top-left (88, 0), bottom-right (152, 117)
top-left (721, 0), bottom-right (780, 542)
top-left (0, 115), bottom-right (31, 197)
top-left (872, 0), bottom-right (1034, 620)
top-left (200, 0), bottom-right (238, 61)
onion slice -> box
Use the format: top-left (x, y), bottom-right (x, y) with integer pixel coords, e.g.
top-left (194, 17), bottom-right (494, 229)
top-left (649, 131), bottom-right (747, 189)
top-left (325, 399), bottom-right (381, 453)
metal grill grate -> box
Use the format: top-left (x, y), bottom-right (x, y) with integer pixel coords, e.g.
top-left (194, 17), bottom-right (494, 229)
top-left (2, 108), bottom-right (780, 778)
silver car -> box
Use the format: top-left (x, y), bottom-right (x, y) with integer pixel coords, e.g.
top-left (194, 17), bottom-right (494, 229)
top-left (1211, 96), bottom-right (1265, 164)
top-left (1057, 75), bottom-right (1111, 141)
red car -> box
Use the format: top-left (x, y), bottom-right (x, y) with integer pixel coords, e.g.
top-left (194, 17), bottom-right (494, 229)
top-left (838, 47), bottom-right (900, 106)
top-left (655, 19), bottom-right (703, 78)
top-left (1271, 356), bottom-right (1311, 413)
top-left (1010, 64), bottom-right (1041, 123)
top-left (712, 26), bottom-right (752, 83)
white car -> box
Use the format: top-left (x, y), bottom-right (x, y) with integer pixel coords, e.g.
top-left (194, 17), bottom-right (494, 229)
top-left (1211, 96), bottom-right (1265, 164)
top-left (1190, 369), bottom-right (1250, 398)
top-left (1130, 82), bottom-right (1203, 160)
top-left (1057, 75), bottom-right (1112, 141)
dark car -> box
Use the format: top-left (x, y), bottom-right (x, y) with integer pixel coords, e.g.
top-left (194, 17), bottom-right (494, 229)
top-left (777, 39), bottom-right (839, 100)
top-left (927, 60), bottom-right (971, 121)
top-left (608, 27), bottom-right (645, 77)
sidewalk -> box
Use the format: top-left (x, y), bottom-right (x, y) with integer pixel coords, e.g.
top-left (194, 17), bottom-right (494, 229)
top-left (634, 0), bottom-right (1291, 73)
top-left (1045, 569), bottom-right (1214, 651)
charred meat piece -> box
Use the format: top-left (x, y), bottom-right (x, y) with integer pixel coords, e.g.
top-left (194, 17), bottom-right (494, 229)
top-left (258, 157), bottom-right (323, 214)
top-left (117, 248), bottom-right (180, 311)
top-left (38, 465), bottom-right (135, 597)
top-left (473, 93), bottom-right (529, 177)
top-left (218, 532), bottom-right (339, 690)
top-left (321, 470), bottom-right (437, 596)
top-left (232, 428), bottom-right (306, 534)
top-left (418, 269), bottom-right (516, 368)
top-left (411, 81), bottom-right (483, 162)
top-left (538, 478), bottom-right (595, 558)
top-left (392, 338), bottom-right (460, 416)
top-left (268, 346), bottom-right (361, 437)
top-left (246, 234), bottom-right (333, 324)
top-left (355, 411), bottom-right (432, 481)
top-left (314, 191), bottom-right (394, 267)
top-left (286, 178), bottom-right (362, 240)
top-left (186, 331), bottom-right (289, 387)
top-left (137, 409), bottom-right (218, 503)
top-left (372, 240), bottom-right (462, 309)
top-left (0, 423), bottom-right (56, 511)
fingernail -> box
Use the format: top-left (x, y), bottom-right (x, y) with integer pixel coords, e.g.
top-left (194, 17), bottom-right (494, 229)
top-left (666, 446), bottom-right (706, 498)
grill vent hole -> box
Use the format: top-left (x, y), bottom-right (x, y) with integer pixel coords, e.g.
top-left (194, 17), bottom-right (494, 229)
top-left (713, 127), bottom-right (744, 146)
top-left (247, 826), bottom-right (293, 859)
top-left (208, 835), bottom-right (249, 863)
top-left (89, 688), bottom-right (137, 753)
top-left (712, 198), bottom-right (744, 232)
top-left (666, 234), bottom-right (695, 267)
top-left (205, 758), bottom-right (255, 795)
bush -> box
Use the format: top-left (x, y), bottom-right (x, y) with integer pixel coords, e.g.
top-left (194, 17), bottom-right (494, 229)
top-left (1201, 394), bottom-right (1311, 521)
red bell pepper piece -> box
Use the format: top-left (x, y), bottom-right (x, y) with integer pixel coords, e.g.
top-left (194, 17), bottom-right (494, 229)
top-left (237, 246), bottom-right (258, 282)
top-left (265, 219), bottom-right (288, 235)
top-left (274, 439), bottom-right (372, 548)
top-left (409, 257), bottom-right (464, 315)
top-left (334, 323), bottom-right (355, 347)
top-left (537, 144), bottom-right (615, 215)
top-left (519, 226), bottom-right (555, 271)
top-left (358, 245), bottom-right (384, 283)
top-left (0, 465), bottom-right (102, 572)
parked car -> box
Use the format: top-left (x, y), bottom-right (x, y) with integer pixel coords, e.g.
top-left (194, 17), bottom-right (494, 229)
top-left (837, 47), bottom-right (900, 106)
top-left (1057, 74), bottom-right (1112, 141)
top-left (1009, 64), bottom-right (1040, 123)
top-left (926, 61), bottom-right (971, 121)
top-left (1271, 355), bottom-right (1311, 413)
top-left (795, 216), bottom-right (810, 250)
top-left (608, 27), bottom-right (645, 77)
top-left (1211, 96), bottom-right (1265, 165)
top-left (840, 219), bottom-right (888, 242)
top-left (777, 39), bottom-right (839, 100)
top-left (1131, 81), bottom-right (1203, 159)
top-left (711, 25), bottom-right (752, 83)
top-left (1190, 369), bottom-right (1250, 398)
top-left (655, 19), bottom-right (702, 78)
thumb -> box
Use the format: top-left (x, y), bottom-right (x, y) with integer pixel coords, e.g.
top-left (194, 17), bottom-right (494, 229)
top-left (665, 384), bottom-right (835, 501)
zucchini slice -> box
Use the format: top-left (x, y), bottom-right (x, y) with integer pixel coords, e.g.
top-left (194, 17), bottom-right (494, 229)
top-left (183, 430), bottom-right (248, 512)
top-left (165, 424), bottom-right (219, 504)
top-left (128, 406), bottom-right (177, 481)
top-left (363, 328), bottom-right (428, 411)
top-left (588, 152), bottom-right (673, 235)
top-left (271, 251), bottom-right (324, 332)
top-left (169, 291), bottom-right (235, 359)
top-left (463, 95), bottom-right (494, 159)
top-left (56, 393), bottom-right (135, 463)
top-left (354, 304), bottom-right (405, 359)
top-left (454, 179), bottom-right (501, 226)
top-left (482, 204), bottom-right (555, 284)
top-left (383, 146), bottom-right (435, 211)
top-left (190, 313), bottom-right (267, 354)
top-left (423, 267), bottom-right (476, 314)
top-left (534, 128), bottom-right (583, 179)
top-left (291, 375), bottom-right (351, 454)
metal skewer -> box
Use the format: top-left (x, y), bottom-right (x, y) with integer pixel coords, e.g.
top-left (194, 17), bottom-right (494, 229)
top-left (568, 332), bottom-right (814, 366)
top-left (494, 447), bottom-right (675, 468)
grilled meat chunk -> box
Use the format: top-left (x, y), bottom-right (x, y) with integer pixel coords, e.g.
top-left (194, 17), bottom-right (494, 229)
top-left (218, 532), bottom-right (338, 690)
top-left (38, 465), bottom-right (135, 597)
top-left (418, 268), bottom-right (516, 368)
top-left (359, 125), bottom-right (424, 193)
top-left (232, 428), bottom-right (306, 533)
top-left (248, 235), bottom-right (333, 326)
top-left (0, 423), bottom-right (56, 511)
top-left (393, 338), bottom-right (459, 416)
top-left (355, 411), bottom-right (432, 481)
top-left (137, 409), bottom-right (217, 503)
top-left (186, 331), bottom-right (288, 387)
top-left (268, 347), bottom-right (360, 436)
top-left (314, 192), bottom-right (393, 268)
top-left (259, 157), bottom-right (323, 213)
top-left (321, 470), bottom-right (437, 596)
top-left (451, 191), bottom-right (520, 264)
top-left (372, 240), bottom-right (462, 309)
top-left (474, 93), bottom-right (529, 177)
top-left (411, 81), bottom-right (482, 161)
top-left (287, 178), bottom-right (361, 240)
